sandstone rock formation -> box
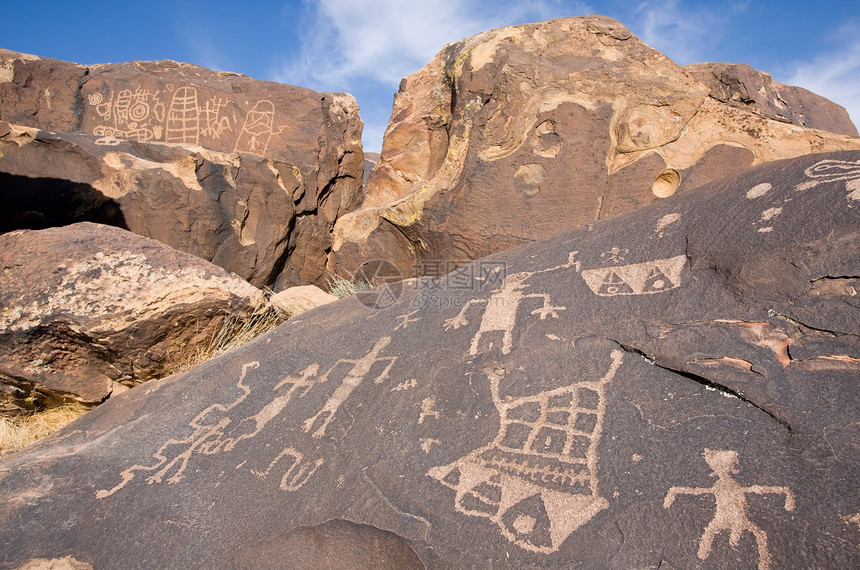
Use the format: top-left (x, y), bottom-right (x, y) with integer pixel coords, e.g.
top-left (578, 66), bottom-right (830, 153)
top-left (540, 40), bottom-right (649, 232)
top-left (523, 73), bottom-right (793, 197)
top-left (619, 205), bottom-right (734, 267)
top-left (0, 151), bottom-right (857, 568)
top-left (0, 223), bottom-right (267, 412)
top-left (0, 49), bottom-right (363, 288)
top-left (331, 15), bottom-right (860, 278)
top-left (270, 285), bottom-right (339, 318)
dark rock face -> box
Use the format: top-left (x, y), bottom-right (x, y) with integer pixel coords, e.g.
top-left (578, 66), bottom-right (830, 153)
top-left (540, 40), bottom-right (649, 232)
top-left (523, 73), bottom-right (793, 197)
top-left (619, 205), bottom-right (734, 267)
top-left (0, 223), bottom-right (266, 412)
top-left (0, 151), bottom-right (858, 568)
top-left (0, 49), bottom-right (364, 288)
top-left (331, 16), bottom-right (860, 280)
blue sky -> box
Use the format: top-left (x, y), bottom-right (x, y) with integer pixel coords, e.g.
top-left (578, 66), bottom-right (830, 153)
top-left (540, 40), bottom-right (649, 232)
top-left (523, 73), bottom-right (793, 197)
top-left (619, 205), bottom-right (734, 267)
top-left (3, 1), bottom-right (859, 151)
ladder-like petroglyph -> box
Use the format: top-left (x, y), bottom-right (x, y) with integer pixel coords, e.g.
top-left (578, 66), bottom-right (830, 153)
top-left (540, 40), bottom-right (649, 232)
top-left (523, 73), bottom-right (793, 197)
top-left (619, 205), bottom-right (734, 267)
top-left (429, 350), bottom-right (624, 554)
top-left (302, 336), bottom-right (397, 438)
top-left (664, 449), bottom-right (795, 570)
top-left (85, 83), bottom-right (277, 156)
top-left (165, 86), bottom-right (201, 145)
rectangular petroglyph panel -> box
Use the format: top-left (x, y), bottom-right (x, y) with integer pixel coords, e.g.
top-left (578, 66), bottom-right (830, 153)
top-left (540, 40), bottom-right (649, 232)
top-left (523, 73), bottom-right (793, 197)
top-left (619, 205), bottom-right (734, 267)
top-left (429, 350), bottom-right (623, 554)
top-left (580, 255), bottom-right (686, 296)
top-left (81, 81), bottom-right (280, 157)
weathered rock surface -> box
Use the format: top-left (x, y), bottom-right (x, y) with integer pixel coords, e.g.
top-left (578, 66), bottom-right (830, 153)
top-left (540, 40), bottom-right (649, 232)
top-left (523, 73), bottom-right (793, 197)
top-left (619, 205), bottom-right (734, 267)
top-left (0, 151), bottom-right (858, 568)
top-left (270, 285), bottom-right (339, 318)
top-left (0, 223), bottom-right (266, 412)
top-left (332, 15), bottom-right (860, 278)
top-left (0, 49), bottom-right (364, 288)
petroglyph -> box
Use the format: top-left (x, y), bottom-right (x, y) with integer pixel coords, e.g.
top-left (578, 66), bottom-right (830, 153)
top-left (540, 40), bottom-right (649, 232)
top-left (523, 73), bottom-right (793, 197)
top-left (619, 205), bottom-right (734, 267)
top-left (89, 86), bottom-right (165, 141)
top-left (86, 84), bottom-right (275, 156)
top-left (391, 379), bottom-right (417, 392)
top-left (601, 247), bottom-right (629, 264)
top-left (654, 213), bottom-right (681, 238)
top-left (419, 397), bottom-right (441, 424)
top-left (421, 438), bottom-right (441, 453)
top-left (252, 447), bottom-right (324, 491)
top-left (796, 158), bottom-right (860, 200)
top-left (302, 337), bottom-right (397, 438)
top-left (746, 183), bottom-right (773, 199)
top-left (395, 310), bottom-right (421, 330)
top-left (165, 86), bottom-right (201, 144)
top-left (664, 449), bottom-right (795, 570)
top-left (235, 99), bottom-right (281, 155)
top-left (579, 255), bottom-right (686, 297)
top-left (429, 350), bottom-right (624, 554)
top-left (97, 362), bottom-right (320, 498)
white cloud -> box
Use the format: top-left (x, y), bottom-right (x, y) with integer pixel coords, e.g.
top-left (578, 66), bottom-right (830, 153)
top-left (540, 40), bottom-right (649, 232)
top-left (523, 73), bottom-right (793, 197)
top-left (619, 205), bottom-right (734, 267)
top-left (786, 34), bottom-right (860, 132)
top-left (273, 0), bottom-right (591, 150)
top-left (629, 0), bottom-right (749, 65)
top-left (276, 0), bottom-right (569, 89)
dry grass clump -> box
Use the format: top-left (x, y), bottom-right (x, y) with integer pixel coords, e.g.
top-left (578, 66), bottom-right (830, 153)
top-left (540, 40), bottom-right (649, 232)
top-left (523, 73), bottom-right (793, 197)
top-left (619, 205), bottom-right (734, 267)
top-left (327, 274), bottom-right (372, 299)
top-left (0, 403), bottom-right (89, 454)
top-left (173, 305), bottom-right (286, 374)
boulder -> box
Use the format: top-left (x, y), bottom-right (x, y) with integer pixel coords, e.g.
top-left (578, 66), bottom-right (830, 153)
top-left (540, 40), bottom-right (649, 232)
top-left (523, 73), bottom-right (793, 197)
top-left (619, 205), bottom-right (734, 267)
top-left (0, 49), bottom-right (364, 288)
top-left (0, 150), bottom-right (857, 567)
top-left (331, 15), bottom-right (860, 278)
top-left (270, 285), bottom-right (339, 318)
top-left (0, 223), bottom-right (267, 412)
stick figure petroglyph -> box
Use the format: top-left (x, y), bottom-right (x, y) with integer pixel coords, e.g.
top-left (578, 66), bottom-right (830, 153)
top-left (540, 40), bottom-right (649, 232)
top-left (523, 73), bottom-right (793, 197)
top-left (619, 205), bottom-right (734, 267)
top-left (97, 362), bottom-right (320, 498)
top-left (444, 254), bottom-right (574, 355)
top-left (664, 449), bottom-right (795, 570)
top-left (302, 336), bottom-right (397, 438)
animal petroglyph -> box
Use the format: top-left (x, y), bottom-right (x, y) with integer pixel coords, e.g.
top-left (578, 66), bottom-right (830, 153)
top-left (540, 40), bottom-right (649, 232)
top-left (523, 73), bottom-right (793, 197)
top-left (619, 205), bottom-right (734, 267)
top-left (97, 362), bottom-right (320, 498)
top-left (394, 310), bottom-right (421, 330)
top-left (796, 158), bottom-right (860, 200)
top-left (579, 255), bottom-right (686, 297)
top-left (664, 449), bottom-right (795, 570)
top-left (234, 100), bottom-right (281, 155)
top-left (302, 336), bottom-right (397, 438)
top-left (444, 254), bottom-right (580, 355)
top-left (418, 397), bottom-right (441, 424)
top-left (252, 447), bottom-right (324, 491)
top-left (429, 350), bottom-right (624, 554)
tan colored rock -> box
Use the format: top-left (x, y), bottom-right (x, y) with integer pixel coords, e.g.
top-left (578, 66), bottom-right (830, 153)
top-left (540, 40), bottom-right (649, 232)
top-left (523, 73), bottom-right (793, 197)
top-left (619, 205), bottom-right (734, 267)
top-left (270, 285), bottom-right (339, 318)
top-left (0, 223), bottom-right (267, 412)
top-left (331, 15), bottom-right (860, 278)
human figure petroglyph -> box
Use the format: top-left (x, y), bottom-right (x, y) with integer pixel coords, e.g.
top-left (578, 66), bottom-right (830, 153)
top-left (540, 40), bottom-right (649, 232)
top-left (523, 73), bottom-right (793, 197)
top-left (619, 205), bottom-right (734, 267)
top-left (796, 158), bottom-right (860, 200)
top-left (97, 361), bottom-right (261, 498)
top-left (444, 251), bottom-right (577, 356)
top-left (302, 336), bottom-right (397, 438)
top-left (97, 362), bottom-right (322, 498)
top-left (664, 449), bottom-right (795, 570)
top-left (429, 350), bottom-right (623, 553)
top-left (234, 99), bottom-right (280, 155)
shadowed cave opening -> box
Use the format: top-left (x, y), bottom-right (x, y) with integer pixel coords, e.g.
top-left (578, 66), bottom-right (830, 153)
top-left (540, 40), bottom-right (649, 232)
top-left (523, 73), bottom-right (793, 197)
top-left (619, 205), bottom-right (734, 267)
top-left (0, 172), bottom-right (127, 234)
